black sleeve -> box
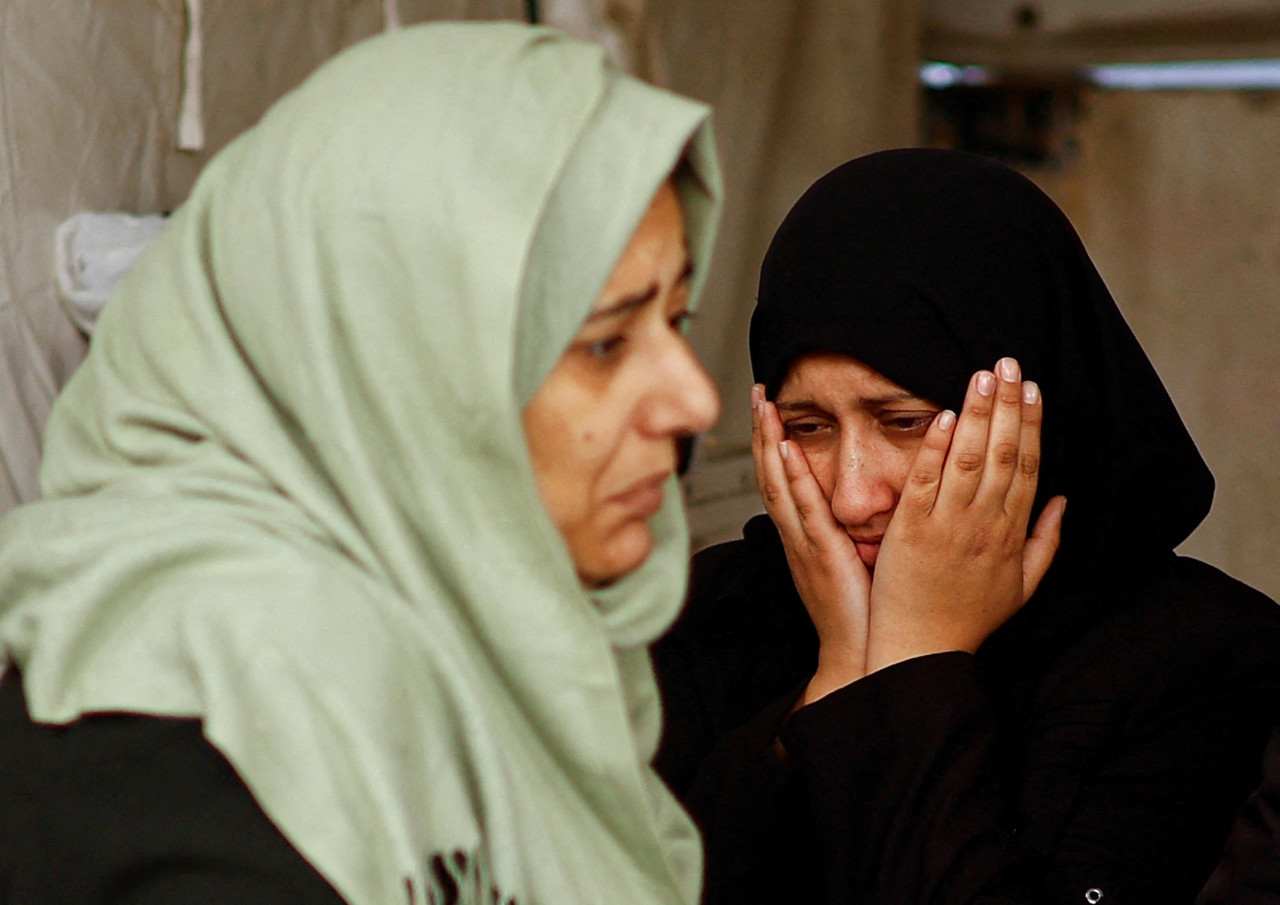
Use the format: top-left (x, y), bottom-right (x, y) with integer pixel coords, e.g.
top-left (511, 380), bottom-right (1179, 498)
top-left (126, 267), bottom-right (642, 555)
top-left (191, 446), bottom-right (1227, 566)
top-left (1199, 727), bottom-right (1280, 905)
top-left (780, 653), bottom-right (1024, 905)
top-left (777, 651), bottom-right (1278, 905)
top-left (0, 672), bottom-right (349, 905)
top-left (658, 544), bottom-right (1280, 905)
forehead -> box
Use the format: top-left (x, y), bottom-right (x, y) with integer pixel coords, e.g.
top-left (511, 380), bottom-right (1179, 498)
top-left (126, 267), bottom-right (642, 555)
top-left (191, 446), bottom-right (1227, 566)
top-left (591, 182), bottom-right (687, 311)
top-left (777, 352), bottom-right (922, 404)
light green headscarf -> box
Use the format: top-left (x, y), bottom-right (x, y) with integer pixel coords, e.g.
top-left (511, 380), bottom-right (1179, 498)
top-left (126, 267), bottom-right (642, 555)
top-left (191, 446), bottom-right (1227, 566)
top-left (0, 23), bottom-right (719, 905)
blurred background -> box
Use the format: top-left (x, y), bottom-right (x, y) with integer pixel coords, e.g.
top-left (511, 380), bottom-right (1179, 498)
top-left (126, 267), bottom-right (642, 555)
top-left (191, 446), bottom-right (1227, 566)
top-left (2, 0), bottom-right (1277, 596)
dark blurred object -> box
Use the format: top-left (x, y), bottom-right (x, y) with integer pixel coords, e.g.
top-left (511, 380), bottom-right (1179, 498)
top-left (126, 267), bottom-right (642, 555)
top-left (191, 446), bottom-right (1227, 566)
top-left (677, 435), bottom-right (696, 477)
top-left (924, 74), bottom-right (1082, 168)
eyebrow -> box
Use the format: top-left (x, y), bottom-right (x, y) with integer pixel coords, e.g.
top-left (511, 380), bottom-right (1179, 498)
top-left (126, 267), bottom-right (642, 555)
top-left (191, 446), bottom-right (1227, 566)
top-left (775, 390), bottom-right (929, 413)
top-left (585, 260), bottom-right (694, 324)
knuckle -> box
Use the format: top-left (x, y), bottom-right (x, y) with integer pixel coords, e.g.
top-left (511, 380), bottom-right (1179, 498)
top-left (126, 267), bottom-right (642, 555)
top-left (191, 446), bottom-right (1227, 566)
top-left (762, 485), bottom-right (784, 506)
top-left (1017, 451), bottom-right (1040, 478)
top-left (993, 440), bottom-right (1021, 469)
top-left (963, 404), bottom-right (992, 424)
top-left (952, 451), bottom-right (985, 474)
top-left (907, 465), bottom-right (941, 490)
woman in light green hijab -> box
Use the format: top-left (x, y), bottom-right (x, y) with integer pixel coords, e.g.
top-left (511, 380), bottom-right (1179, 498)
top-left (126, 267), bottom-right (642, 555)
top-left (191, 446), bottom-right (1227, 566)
top-left (0, 22), bottom-right (720, 905)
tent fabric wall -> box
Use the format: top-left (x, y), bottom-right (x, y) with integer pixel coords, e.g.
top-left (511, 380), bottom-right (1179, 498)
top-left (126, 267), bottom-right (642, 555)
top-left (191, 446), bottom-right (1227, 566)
top-left (0, 0), bottom-right (521, 517)
top-left (924, 0), bottom-right (1280, 66)
top-left (647, 0), bottom-right (923, 546)
top-left (1031, 88), bottom-right (1280, 600)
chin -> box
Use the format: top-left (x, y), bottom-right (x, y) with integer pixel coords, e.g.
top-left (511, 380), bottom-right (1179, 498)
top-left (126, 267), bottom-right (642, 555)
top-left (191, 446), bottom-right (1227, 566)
top-left (576, 521), bottom-right (654, 588)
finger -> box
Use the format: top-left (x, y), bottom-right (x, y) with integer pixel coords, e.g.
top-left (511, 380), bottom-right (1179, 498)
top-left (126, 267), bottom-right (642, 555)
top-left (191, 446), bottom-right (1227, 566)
top-left (897, 409), bottom-right (957, 517)
top-left (975, 357), bottom-right (1025, 505)
top-left (937, 369), bottom-right (996, 508)
top-left (780, 437), bottom-right (845, 541)
top-left (754, 396), bottom-right (804, 536)
top-left (1021, 495), bottom-right (1066, 602)
top-left (750, 384), bottom-right (767, 496)
top-left (1005, 379), bottom-right (1044, 530)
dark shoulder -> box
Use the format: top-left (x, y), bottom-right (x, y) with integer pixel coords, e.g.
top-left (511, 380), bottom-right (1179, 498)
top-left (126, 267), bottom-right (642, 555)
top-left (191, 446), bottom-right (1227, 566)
top-left (1110, 555), bottom-right (1277, 661)
top-left (0, 671), bottom-right (347, 905)
top-left (1044, 555), bottom-right (1280, 705)
top-left (666, 514), bottom-right (810, 643)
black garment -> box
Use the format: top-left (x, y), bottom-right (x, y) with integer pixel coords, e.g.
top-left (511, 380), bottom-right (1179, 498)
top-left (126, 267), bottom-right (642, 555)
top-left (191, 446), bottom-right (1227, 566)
top-left (657, 150), bottom-right (1280, 904)
top-left (0, 671), bottom-right (347, 905)
top-left (1200, 728), bottom-right (1280, 904)
top-left (655, 516), bottom-right (1280, 905)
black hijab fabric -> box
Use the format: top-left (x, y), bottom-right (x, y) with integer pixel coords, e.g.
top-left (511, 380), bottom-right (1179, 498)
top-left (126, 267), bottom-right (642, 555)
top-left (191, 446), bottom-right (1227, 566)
top-left (751, 148), bottom-right (1213, 586)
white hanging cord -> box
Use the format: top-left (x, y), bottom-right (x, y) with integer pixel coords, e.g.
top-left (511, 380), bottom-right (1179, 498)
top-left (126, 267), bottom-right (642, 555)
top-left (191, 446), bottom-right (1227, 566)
top-left (383, 0), bottom-right (403, 32)
top-left (177, 0), bottom-right (205, 151)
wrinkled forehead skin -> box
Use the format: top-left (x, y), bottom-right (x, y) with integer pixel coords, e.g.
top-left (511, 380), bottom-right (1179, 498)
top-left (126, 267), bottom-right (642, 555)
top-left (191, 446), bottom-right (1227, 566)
top-left (751, 148), bottom-right (1212, 574)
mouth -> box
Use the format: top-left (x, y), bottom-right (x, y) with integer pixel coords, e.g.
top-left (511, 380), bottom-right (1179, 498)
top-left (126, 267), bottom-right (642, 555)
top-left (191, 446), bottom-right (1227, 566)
top-left (609, 471), bottom-right (671, 518)
top-left (849, 536), bottom-right (882, 569)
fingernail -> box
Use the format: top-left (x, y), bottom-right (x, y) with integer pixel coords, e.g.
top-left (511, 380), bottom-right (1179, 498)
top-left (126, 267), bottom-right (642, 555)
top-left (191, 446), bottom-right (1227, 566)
top-left (779, 440), bottom-right (790, 461)
top-left (937, 410), bottom-right (956, 430)
top-left (1023, 381), bottom-right (1040, 404)
top-left (977, 372), bottom-right (995, 396)
top-left (751, 384), bottom-right (764, 406)
top-left (998, 357), bottom-right (1020, 382)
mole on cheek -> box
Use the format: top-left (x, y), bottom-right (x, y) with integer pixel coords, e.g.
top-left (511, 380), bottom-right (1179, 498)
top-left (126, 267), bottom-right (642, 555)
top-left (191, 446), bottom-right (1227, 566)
top-left (582, 432), bottom-right (595, 443)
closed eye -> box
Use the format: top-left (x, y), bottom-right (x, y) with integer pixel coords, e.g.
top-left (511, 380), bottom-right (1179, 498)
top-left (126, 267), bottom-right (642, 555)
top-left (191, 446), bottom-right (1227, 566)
top-left (881, 412), bottom-right (937, 434)
top-left (782, 419), bottom-right (832, 438)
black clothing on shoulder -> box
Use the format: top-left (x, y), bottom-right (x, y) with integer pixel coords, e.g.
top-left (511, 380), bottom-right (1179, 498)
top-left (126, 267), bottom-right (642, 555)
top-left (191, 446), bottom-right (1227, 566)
top-left (655, 516), bottom-right (1280, 904)
top-left (0, 671), bottom-right (347, 905)
top-left (1200, 727), bottom-right (1280, 905)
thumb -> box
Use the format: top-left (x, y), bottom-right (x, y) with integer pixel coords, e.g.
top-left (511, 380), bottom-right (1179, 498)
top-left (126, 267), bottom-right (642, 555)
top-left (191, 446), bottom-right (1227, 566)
top-left (1022, 496), bottom-right (1067, 602)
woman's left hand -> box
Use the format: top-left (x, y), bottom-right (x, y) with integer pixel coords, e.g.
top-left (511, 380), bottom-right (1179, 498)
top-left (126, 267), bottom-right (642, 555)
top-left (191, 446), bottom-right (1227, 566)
top-left (865, 358), bottom-right (1067, 673)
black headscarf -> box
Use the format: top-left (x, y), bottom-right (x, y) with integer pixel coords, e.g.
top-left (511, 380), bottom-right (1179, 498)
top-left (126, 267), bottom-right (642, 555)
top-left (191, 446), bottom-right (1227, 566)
top-left (751, 148), bottom-right (1213, 591)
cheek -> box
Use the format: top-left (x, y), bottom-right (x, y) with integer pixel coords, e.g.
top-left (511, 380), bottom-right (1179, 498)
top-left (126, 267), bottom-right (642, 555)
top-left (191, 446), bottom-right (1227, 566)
top-left (885, 442), bottom-right (921, 497)
top-left (802, 447), bottom-right (841, 503)
top-left (526, 393), bottom-right (625, 522)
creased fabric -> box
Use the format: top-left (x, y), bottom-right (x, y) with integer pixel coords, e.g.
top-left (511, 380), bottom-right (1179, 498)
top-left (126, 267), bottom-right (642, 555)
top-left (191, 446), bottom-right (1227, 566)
top-left (0, 23), bottom-right (719, 905)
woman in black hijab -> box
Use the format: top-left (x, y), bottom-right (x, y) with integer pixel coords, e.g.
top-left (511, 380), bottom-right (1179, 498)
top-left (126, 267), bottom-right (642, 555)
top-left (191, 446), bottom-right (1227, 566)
top-left (654, 149), bottom-right (1280, 904)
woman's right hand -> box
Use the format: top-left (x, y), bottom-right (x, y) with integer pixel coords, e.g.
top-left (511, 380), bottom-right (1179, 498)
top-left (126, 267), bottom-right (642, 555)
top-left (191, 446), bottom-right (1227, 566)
top-left (752, 385), bottom-right (871, 704)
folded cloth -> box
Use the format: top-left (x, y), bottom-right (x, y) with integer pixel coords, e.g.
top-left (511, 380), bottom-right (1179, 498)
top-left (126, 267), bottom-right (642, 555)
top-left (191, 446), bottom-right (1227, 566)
top-left (53, 211), bottom-right (167, 334)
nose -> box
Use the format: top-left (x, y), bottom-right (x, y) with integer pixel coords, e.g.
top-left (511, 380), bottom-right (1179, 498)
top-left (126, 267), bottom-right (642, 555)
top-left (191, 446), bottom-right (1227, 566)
top-left (827, 434), bottom-right (899, 531)
top-left (641, 333), bottom-right (720, 439)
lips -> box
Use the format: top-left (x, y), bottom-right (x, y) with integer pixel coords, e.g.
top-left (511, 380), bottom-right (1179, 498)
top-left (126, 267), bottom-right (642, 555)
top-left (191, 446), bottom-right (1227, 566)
top-left (849, 536), bottom-right (882, 569)
top-left (609, 472), bottom-right (670, 517)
